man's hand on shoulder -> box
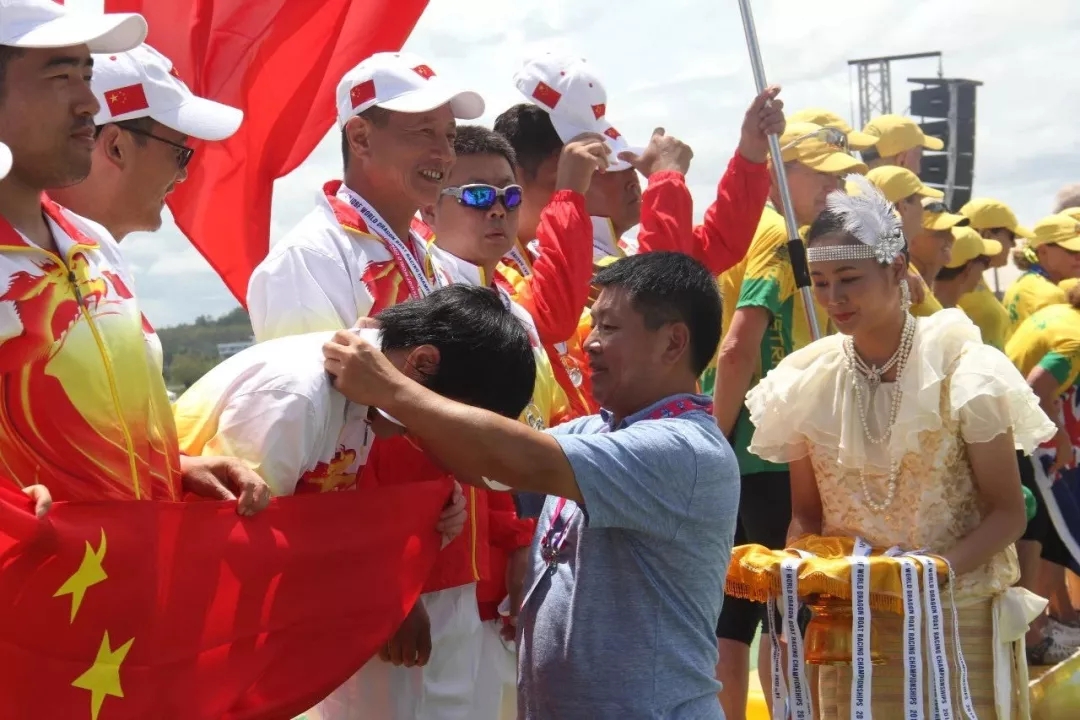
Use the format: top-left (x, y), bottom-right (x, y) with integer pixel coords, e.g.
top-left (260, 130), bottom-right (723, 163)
top-left (180, 455), bottom-right (272, 516)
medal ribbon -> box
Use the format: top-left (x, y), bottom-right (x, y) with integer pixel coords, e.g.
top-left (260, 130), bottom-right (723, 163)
top-left (781, 555), bottom-right (813, 720)
top-left (850, 538), bottom-right (873, 720)
top-left (504, 241), bottom-right (534, 278)
top-left (908, 553), bottom-right (952, 720)
top-left (327, 183), bottom-right (434, 299)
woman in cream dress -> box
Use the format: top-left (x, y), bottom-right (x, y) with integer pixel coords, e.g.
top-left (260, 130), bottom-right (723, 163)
top-left (745, 178), bottom-right (1055, 718)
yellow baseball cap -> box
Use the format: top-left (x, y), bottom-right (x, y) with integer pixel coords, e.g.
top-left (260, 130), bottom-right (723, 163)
top-left (788, 108), bottom-right (879, 151)
top-left (945, 226), bottom-right (1001, 268)
top-left (860, 166), bottom-right (944, 204)
top-left (773, 122), bottom-right (868, 175)
top-left (1058, 207), bottom-right (1080, 223)
top-left (861, 114), bottom-right (945, 157)
top-left (1029, 214), bottom-right (1080, 252)
top-left (959, 198), bottom-right (1034, 239)
top-left (921, 196), bottom-right (969, 231)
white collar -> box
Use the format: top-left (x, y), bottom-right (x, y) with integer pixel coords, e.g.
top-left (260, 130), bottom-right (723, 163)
top-left (425, 242), bottom-right (490, 288)
top-left (591, 216), bottom-right (623, 262)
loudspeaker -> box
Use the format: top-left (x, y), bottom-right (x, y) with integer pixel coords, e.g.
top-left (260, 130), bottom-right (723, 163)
top-left (909, 77), bottom-right (981, 210)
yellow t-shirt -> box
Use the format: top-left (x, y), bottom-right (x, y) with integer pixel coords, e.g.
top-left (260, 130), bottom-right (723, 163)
top-left (718, 205), bottom-right (831, 474)
top-left (1005, 303), bottom-right (1080, 395)
top-left (907, 282), bottom-right (941, 317)
top-left (957, 279), bottom-right (1012, 351)
top-left (1003, 271), bottom-right (1067, 329)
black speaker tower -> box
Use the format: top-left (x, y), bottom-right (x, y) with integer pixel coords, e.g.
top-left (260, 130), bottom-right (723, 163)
top-left (908, 77), bottom-right (982, 210)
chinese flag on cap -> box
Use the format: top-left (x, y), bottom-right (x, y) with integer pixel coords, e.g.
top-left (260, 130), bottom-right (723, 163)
top-left (105, 84), bottom-right (150, 117)
top-left (532, 81), bottom-right (562, 110)
top-left (100, 0), bottom-right (430, 304)
top-left (350, 80), bottom-right (376, 109)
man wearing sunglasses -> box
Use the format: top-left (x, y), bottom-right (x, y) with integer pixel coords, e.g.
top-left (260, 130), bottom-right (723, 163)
top-left (397, 125), bottom-right (571, 718)
top-left (48, 44), bottom-right (242, 245)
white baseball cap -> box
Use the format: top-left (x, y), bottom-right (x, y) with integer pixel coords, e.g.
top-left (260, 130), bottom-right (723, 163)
top-left (92, 44), bottom-right (243, 141)
top-left (0, 0), bottom-right (146, 54)
top-left (336, 52), bottom-right (484, 127)
top-left (513, 52), bottom-right (644, 172)
top-left (0, 142), bottom-right (11, 180)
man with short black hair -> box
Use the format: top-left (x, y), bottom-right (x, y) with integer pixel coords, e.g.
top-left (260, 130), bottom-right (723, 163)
top-left (175, 283), bottom-right (534, 496)
top-left (323, 251), bottom-right (739, 720)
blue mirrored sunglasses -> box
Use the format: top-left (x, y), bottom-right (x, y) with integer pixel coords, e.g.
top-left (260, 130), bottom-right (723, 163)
top-left (441, 184), bottom-right (523, 211)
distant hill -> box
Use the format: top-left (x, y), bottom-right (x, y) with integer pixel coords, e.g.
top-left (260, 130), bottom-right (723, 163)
top-left (158, 307), bottom-right (254, 391)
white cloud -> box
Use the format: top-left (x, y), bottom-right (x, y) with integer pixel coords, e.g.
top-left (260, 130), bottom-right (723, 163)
top-left (70, 0), bottom-right (1080, 326)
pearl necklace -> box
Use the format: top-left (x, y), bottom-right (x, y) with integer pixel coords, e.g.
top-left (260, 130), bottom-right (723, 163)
top-left (842, 312), bottom-right (917, 512)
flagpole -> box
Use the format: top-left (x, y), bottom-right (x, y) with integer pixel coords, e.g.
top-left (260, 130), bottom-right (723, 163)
top-left (736, 0), bottom-right (822, 342)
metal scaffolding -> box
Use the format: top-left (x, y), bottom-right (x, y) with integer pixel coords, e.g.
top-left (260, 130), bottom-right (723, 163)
top-left (847, 52), bottom-right (942, 129)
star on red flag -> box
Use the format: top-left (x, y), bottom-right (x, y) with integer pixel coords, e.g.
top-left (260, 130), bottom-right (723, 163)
top-left (412, 64), bottom-right (436, 79)
top-left (104, 84), bottom-right (149, 117)
top-left (531, 82), bottom-right (561, 110)
top-left (604, 126), bottom-right (621, 140)
top-left (591, 103), bottom-right (606, 120)
top-left (168, 66), bottom-right (182, 80)
top-left (350, 80), bottom-right (376, 109)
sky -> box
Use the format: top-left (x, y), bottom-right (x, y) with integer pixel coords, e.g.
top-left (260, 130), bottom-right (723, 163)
top-left (70, 0), bottom-right (1080, 328)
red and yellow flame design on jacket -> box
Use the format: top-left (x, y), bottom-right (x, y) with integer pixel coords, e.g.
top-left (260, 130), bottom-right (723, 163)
top-left (0, 198), bottom-right (180, 501)
top-left (296, 446), bottom-right (359, 494)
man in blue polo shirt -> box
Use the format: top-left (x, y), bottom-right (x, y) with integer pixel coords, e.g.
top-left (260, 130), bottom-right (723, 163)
top-left (323, 251), bottom-right (739, 719)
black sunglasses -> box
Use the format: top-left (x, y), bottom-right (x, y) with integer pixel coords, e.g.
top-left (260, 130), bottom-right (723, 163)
top-left (120, 125), bottom-right (194, 170)
top-left (441, 184), bottom-right (523, 211)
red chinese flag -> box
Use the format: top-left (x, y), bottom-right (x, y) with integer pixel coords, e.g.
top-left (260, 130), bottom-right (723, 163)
top-left (0, 477), bottom-right (450, 719)
top-left (104, 84), bottom-right (149, 116)
top-left (103, 0), bottom-right (431, 304)
top-left (531, 81), bottom-right (562, 110)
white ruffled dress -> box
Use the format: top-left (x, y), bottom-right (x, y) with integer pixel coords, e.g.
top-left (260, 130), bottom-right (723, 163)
top-left (746, 308), bottom-right (1054, 597)
top-left (745, 309), bottom-right (1055, 718)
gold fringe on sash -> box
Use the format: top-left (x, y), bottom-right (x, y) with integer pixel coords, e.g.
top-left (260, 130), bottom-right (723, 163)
top-left (725, 537), bottom-right (947, 615)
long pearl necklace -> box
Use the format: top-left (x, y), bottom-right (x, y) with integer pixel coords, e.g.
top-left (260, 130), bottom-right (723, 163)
top-left (842, 312), bottom-right (917, 512)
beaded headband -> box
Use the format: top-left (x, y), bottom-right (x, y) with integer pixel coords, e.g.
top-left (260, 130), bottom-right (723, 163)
top-left (805, 174), bottom-right (907, 265)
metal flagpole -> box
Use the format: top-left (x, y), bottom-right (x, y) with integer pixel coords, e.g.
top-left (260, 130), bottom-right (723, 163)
top-left (736, 0), bottom-right (822, 341)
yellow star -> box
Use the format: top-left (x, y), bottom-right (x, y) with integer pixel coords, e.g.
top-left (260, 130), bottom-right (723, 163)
top-left (72, 631), bottom-right (134, 720)
top-left (54, 529), bottom-right (107, 623)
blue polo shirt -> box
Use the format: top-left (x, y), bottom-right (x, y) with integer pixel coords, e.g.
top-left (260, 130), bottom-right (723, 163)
top-left (517, 394), bottom-right (740, 719)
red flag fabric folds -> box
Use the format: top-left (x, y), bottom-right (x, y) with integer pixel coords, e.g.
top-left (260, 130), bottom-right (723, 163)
top-left (0, 477), bottom-right (450, 719)
top-left (103, 0), bottom-right (431, 303)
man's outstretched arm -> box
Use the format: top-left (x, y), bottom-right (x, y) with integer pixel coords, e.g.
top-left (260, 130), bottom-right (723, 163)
top-left (323, 331), bottom-right (583, 502)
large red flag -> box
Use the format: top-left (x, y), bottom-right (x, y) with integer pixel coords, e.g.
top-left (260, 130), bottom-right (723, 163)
top-left (0, 477), bottom-right (450, 719)
top-left (103, 0), bottom-right (431, 304)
